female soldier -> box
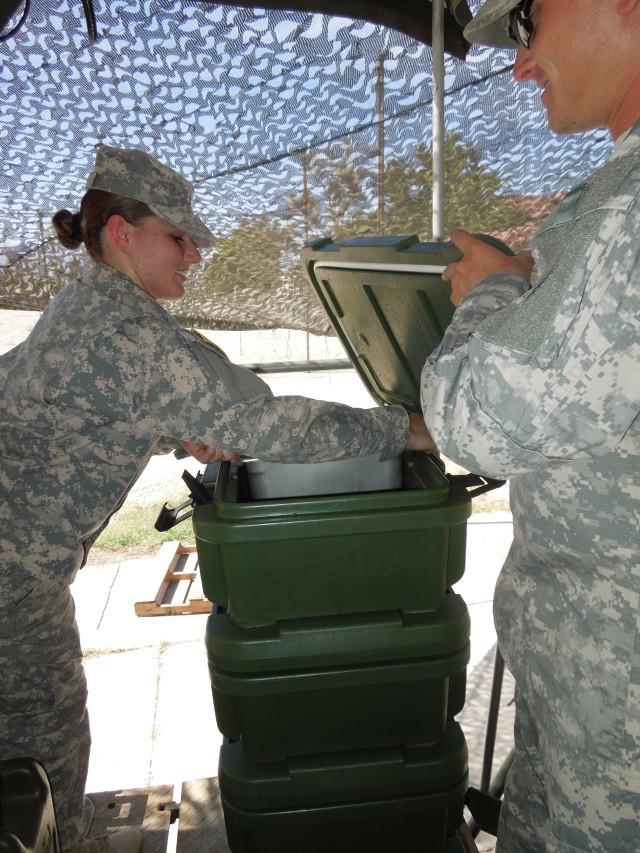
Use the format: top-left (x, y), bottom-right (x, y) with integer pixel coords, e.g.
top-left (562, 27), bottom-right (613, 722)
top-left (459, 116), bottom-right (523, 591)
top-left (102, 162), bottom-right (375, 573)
top-left (0, 146), bottom-right (433, 853)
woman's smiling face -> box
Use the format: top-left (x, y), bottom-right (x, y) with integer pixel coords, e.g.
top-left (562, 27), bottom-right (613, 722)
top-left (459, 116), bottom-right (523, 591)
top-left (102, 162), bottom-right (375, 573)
top-left (125, 215), bottom-right (203, 301)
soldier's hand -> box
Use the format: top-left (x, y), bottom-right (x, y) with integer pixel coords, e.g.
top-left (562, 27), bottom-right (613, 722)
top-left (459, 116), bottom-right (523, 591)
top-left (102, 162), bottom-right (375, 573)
top-left (442, 230), bottom-right (534, 307)
top-left (180, 440), bottom-right (242, 465)
top-left (405, 412), bottom-right (438, 453)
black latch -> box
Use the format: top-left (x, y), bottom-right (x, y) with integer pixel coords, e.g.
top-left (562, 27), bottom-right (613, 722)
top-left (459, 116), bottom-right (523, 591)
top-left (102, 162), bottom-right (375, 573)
top-left (154, 469), bottom-right (214, 532)
top-left (447, 472), bottom-right (506, 498)
top-left (464, 787), bottom-right (503, 838)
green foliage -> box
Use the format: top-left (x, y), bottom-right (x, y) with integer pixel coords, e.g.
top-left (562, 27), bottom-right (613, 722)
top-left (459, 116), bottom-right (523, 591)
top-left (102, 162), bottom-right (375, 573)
top-left (382, 133), bottom-right (527, 238)
top-left (200, 215), bottom-right (296, 297)
top-left (93, 498), bottom-right (191, 553)
top-left (283, 132), bottom-right (529, 242)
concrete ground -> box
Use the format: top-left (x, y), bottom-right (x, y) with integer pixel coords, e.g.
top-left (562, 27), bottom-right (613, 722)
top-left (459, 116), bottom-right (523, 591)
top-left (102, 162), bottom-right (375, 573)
top-left (2, 311), bottom-right (514, 852)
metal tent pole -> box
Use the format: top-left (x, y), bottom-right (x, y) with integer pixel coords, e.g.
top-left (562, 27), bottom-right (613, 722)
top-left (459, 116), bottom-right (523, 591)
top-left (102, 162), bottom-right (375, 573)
top-left (432, 0), bottom-right (445, 240)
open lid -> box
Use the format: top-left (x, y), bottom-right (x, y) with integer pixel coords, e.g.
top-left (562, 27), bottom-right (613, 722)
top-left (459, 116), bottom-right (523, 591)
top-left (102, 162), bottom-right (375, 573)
top-left (301, 234), bottom-right (511, 411)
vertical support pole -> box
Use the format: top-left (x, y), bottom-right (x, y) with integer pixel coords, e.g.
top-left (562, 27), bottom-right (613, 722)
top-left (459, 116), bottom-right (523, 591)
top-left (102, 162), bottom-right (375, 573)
top-left (38, 210), bottom-right (50, 298)
top-left (301, 149), bottom-right (310, 357)
top-left (432, 0), bottom-right (445, 241)
top-left (301, 149), bottom-right (309, 244)
top-left (376, 52), bottom-right (386, 235)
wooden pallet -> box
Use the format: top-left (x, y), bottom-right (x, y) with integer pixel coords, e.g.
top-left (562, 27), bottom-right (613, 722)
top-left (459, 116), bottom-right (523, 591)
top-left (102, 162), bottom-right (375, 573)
top-left (457, 823), bottom-right (483, 852)
top-left (134, 541), bottom-right (212, 617)
top-left (88, 779), bottom-right (478, 853)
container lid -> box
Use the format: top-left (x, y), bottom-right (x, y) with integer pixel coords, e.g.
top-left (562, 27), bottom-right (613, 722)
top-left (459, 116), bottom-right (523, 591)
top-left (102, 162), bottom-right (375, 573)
top-left (218, 720), bottom-right (468, 809)
top-left (301, 234), bottom-right (512, 410)
top-left (206, 592), bottom-right (470, 673)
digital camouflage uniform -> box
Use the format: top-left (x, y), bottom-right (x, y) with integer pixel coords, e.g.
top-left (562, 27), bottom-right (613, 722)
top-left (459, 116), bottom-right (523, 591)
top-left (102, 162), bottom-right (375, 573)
top-left (421, 125), bottom-right (640, 851)
top-left (0, 261), bottom-right (408, 849)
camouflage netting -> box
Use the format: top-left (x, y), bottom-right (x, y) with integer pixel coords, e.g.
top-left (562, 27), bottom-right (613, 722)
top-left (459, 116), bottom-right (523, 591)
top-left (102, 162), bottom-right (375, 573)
top-left (1, 0), bottom-right (612, 334)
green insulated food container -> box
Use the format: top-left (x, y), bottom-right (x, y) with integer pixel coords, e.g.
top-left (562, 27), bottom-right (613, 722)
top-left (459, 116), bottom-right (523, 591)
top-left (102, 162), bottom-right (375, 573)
top-left (194, 452), bottom-right (470, 626)
top-left (193, 236), bottom-right (510, 627)
top-left (218, 721), bottom-right (469, 853)
top-left (206, 593), bottom-right (470, 762)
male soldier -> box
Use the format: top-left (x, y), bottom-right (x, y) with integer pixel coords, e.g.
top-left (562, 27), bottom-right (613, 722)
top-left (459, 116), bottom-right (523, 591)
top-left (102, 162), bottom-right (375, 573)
top-left (420, 0), bottom-right (640, 850)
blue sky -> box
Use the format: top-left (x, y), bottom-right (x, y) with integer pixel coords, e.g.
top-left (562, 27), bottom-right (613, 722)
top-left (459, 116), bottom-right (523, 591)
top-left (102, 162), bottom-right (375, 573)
top-left (1, 0), bottom-right (611, 270)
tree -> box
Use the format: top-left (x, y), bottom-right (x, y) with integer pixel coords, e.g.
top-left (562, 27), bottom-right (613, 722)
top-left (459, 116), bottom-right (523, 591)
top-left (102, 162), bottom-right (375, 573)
top-left (283, 143), bottom-right (375, 242)
top-left (283, 133), bottom-right (529, 243)
top-left (381, 132), bottom-right (528, 239)
top-left (199, 216), bottom-right (295, 299)
top-left (181, 214), bottom-right (326, 332)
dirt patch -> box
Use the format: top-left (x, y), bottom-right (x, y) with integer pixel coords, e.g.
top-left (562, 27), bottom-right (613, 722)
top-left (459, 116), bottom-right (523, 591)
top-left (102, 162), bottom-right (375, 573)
top-left (86, 542), bottom-right (169, 566)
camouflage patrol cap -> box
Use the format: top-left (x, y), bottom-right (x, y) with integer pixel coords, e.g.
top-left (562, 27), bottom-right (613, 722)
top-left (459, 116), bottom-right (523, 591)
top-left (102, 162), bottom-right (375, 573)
top-left (85, 145), bottom-right (216, 247)
top-left (463, 0), bottom-right (520, 48)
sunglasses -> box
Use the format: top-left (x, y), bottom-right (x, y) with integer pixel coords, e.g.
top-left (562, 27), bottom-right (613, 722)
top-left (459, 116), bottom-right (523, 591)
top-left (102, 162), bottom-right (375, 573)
top-left (508, 0), bottom-right (534, 48)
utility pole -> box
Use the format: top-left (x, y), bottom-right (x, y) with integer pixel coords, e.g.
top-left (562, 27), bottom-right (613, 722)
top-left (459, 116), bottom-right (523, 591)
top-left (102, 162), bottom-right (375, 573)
top-left (301, 149), bottom-right (309, 243)
top-left (376, 52), bottom-right (386, 235)
top-left (38, 210), bottom-right (50, 298)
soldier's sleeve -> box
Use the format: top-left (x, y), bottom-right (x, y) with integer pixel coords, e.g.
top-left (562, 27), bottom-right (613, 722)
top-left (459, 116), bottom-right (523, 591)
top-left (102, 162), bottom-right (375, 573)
top-left (52, 320), bottom-right (409, 463)
top-left (431, 273), bottom-right (530, 358)
top-left (153, 436), bottom-right (183, 455)
top-left (420, 215), bottom-right (640, 479)
top-left (145, 332), bottom-right (410, 462)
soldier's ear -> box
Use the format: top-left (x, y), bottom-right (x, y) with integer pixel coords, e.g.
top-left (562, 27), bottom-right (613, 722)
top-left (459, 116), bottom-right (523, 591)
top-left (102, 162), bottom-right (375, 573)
top-left (105, 214), bottom-right (135, 255)
top-left (617, 0), bottom-right (640, 13)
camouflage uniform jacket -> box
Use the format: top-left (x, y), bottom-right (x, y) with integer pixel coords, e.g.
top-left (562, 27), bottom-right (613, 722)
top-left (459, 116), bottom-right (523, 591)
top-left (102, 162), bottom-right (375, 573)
top-left (0, 264), bottom-right (408, 585)
top-left (421, 124), bottom-right (640, 769)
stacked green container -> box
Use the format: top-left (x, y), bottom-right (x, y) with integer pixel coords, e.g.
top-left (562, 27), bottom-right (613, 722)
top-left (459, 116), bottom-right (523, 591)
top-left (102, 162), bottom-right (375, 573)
top-left (194, 236), bottom-right (508, 851)
top-left (206, 594), bottom-right (470, 762)
top-left (196, 451), bottom-right (471, 627)
top-left (218, 724), bottom-right (469, 853)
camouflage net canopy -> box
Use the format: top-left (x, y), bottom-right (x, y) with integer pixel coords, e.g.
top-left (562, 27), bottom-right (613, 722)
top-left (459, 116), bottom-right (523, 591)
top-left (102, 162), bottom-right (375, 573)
top-left (1, 0), bottom-right (612, 334)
